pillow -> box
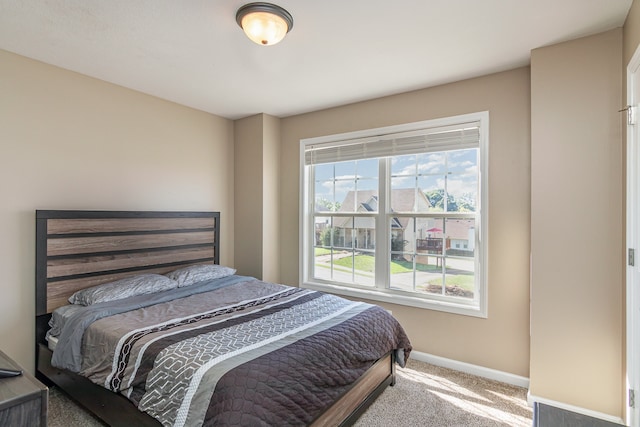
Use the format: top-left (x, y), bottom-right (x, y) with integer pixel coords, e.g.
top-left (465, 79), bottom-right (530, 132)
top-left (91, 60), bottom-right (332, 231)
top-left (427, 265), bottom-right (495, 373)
top-left (165, 264), bottom-right (236, 287)
top-left (68, 274), bottom-right (178, 306)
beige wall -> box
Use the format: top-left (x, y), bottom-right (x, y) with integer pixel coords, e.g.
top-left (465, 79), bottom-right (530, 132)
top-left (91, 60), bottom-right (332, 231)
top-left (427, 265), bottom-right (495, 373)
top-left (530, 29), bottom-right (623, 416)
top-left (279, 68), bottom-right (532, 377)
top-left (0, 49), bottom-right (235, 371)
top-left (234, 115), bottom-right (264, 279)
top-left (262, 114), bottom-right (281, 283)
top-left (234, 113), bottom-right (281, 282)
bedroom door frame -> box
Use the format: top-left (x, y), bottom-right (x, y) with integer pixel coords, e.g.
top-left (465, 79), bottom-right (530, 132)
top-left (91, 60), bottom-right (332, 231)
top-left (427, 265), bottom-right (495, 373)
top-left (626, 44), bottom-right (640, 427)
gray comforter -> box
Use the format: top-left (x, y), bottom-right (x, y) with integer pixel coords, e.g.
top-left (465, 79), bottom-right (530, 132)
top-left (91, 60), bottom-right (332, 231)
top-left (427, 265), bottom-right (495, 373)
top-left (50, 276), bottom-right (412, 427)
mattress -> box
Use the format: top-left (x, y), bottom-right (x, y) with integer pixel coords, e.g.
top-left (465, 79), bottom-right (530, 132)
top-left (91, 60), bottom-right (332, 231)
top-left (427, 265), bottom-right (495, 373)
top-left (47, 335), bottom-right (58, 351)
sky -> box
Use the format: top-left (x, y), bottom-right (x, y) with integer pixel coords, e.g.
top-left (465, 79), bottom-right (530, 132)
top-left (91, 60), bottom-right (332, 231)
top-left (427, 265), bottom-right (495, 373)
top-left (313, 148), bottom-right (478, 213)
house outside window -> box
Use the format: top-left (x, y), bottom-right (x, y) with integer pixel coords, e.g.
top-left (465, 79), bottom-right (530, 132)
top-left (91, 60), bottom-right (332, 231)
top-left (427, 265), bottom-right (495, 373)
top-left (300, 112), bottom-right (488, 317)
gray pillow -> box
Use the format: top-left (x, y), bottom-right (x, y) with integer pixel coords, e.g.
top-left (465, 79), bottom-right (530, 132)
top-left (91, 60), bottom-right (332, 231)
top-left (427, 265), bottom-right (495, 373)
top-left (165, 264), bottom-right (236, 287)
top-left (68, 274), bottom-right (178, 306)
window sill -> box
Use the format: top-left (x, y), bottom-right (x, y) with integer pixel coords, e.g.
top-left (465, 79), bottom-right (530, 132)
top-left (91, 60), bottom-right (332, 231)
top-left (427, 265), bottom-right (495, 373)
top-left (301, 280), bottom-right (487, 318)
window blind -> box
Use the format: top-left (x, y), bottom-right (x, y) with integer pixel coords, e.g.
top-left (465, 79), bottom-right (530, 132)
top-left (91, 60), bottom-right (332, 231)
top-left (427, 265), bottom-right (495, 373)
top-left (304, 121), bottom-right (480, 165)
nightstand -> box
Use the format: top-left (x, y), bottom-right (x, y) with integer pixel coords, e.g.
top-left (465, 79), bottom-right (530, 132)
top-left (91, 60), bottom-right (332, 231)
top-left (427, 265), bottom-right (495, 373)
top-left (0, 350), bottom-right (47, 426)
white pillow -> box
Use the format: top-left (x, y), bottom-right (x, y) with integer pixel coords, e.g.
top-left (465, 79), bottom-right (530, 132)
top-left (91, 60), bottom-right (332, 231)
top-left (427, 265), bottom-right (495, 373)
top-left (165, 264), bottom-right (236, 287)
top-left (68, 274), bottom-right (178, 306)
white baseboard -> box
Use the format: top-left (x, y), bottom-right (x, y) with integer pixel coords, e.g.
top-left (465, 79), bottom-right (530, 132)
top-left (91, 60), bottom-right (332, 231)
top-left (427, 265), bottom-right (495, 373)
top-left (527, 392), bottom-right (626, 426)
top-left (408, 351), bottom-right (626, 425)
top-left (408, 350), bottom-right (530, 389)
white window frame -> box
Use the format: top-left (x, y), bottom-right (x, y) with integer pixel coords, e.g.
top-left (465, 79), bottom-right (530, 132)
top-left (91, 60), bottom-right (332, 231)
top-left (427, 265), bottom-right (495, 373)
top-left (299, 112), bottom-right (489, 317)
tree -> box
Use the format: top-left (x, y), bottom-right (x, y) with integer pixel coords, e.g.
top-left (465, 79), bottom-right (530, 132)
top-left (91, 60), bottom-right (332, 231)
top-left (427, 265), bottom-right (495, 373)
top-left (424, 189), bottom-right (476, 212)
top-left (456, 193), bottom-right (476, 212)
top-left (391, 234), bottom-right (408, 260)
top-left (425, 189), bottom-right (457, 212)
top-left (316, 197), bottom-right (341, 212)
top-left (320, 227), bottom-right (343, 247)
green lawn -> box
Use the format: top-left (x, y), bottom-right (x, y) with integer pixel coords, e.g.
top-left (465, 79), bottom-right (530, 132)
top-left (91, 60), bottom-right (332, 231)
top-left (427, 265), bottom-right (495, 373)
top-left (391, 259), bottom-right (443, 273)
top-left (330, 254), bottom-right (442, 274)
top-left (314, 247), bottom-right (332, 256)
top-left (332, 254), bottom-right (375, 272)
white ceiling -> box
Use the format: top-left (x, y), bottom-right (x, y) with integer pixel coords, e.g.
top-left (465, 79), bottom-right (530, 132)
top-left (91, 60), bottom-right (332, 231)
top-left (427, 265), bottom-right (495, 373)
top-left (0, 0), bottom-right (633, 119)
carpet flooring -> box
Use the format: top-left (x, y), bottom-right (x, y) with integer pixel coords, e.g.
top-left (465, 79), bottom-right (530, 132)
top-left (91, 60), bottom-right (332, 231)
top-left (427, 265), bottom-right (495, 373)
top-left (354, 359), bottom-right (532, 427)
top-left (48, 359), bottom-right (532, 427)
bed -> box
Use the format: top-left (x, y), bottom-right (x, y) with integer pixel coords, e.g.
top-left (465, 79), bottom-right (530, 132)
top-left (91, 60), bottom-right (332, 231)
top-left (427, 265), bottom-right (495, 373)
top-left (35, 210), bottom-right (411, 426)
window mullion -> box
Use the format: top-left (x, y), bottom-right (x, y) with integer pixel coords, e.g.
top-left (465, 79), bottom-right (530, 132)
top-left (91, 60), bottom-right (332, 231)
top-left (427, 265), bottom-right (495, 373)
top-left (304, 164), bottom-right (314, 284)
top-left (375, 158), bottom-right (389, 290)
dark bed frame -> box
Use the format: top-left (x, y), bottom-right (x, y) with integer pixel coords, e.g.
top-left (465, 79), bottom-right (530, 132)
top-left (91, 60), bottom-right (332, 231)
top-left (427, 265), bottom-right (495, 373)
top-left (35, 210), bottom-right (395, 427)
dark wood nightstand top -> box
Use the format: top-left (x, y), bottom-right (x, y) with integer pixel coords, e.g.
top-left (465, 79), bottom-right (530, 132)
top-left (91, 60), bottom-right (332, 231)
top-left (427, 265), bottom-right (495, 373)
top-left (0, 349), bottom-right (47, 425)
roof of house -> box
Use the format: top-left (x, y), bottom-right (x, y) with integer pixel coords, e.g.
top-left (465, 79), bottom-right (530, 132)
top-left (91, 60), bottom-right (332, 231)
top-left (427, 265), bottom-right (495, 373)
top-left (333, 190), bottom-right (475, 240)
top-left (335, 189), bottom-right (431, 229)
top-left (338, 189), bottom-right (431, 214)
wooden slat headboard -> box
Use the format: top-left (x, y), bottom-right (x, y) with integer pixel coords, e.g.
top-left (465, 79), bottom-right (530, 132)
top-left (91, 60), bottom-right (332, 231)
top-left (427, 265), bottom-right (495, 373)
top-left (36, 210), bottom-right (220, 315)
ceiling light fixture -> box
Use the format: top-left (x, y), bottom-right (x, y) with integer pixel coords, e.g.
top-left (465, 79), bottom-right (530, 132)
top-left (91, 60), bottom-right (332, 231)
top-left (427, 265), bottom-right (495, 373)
top-left (236, 2), bottom-right (293, 46)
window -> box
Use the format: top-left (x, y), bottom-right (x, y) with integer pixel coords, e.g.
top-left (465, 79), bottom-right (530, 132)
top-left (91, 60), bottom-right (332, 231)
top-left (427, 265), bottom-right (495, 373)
top-left (300, 112), bottom-right (488, 317)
